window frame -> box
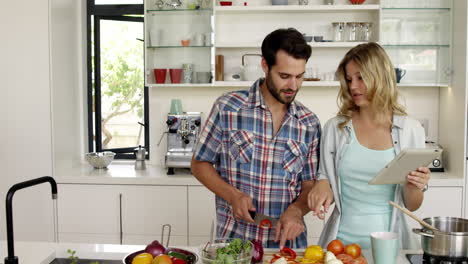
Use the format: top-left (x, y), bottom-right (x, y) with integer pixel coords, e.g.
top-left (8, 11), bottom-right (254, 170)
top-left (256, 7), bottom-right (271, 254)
top-left (86, 0), bottom-right (149, 159)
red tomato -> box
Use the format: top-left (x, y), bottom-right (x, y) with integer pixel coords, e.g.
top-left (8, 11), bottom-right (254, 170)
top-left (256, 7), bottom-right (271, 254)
top-left (327, 239), bottom-right (345, 255)
top-left (344, 244), bottom-right (362, 259)
top-left (336, 254), bottom-right (353, 264)
top-left (260, 219), bottom-right (273, 228)
top-left (349, 256), bottom-right (367, 264)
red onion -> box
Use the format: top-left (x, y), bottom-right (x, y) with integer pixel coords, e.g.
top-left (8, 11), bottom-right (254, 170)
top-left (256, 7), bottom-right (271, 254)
top-left (250, 240), bottom-right (264, 263)
top-left (145, 240), bottom-right (166, 257)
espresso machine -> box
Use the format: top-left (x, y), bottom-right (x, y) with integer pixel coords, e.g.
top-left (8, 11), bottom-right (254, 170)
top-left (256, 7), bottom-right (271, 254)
top-left (159, 112), bottom-right (202, 175)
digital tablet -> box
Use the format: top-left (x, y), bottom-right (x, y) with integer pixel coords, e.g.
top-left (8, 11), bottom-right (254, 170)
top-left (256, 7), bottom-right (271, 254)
top-left (368, 148), bottom-right (441, 185)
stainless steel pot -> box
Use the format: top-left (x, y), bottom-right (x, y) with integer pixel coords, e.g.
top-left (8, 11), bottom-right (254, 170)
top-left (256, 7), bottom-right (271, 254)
top-left (413, 217), bottom-right (468, 258)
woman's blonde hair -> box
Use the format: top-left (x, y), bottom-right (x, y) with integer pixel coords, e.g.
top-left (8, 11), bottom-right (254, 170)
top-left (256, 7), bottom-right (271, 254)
top-left (336, 42), bottom-right (406, 128)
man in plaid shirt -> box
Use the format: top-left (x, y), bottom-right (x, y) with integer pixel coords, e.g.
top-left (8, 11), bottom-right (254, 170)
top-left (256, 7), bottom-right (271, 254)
top-left (192, 28), bottom-right (321, 248)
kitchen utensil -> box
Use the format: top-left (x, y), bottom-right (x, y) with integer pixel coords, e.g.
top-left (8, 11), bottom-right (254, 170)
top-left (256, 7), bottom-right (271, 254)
top-left (413, 217), bottom-right (468, 258)
top-left (272, 0), bottom-right (288, 5)
top-left (194, 33), bottom-right (206, 46)
top-left (332, 22), bottom-right (345, 42)
top-left (215, 55), bottom-right (224, 81)
top-left (248, 210), bottom-right (278, 226)
top-left (163, 112), bottom-right (202, 175)
top-left (303, 35), bottom-right (313, 42)
top-left (167, 0), bottom-right (182, 8)
top-left (150, 28), bottom-right (163, 46)
top-left (360, 22), bottom-right (373, 41)
top-left (169, 69), bottom-right (183, 83)
top-left (389, 201), bottom-right (438, 231)
top-left (181, 39), bottom-right (191, 46)
top-left (200, 239), bottom-right (253, 264)
top-left (155, 0), bottom-right (165, 9)
top-left (425, 141), bottom-right (445, 172)
top-left (85, 152), bottom-right (115, 169)
top-left (182, 63), bottom-right (194, 83)
top-left (241, 54), bottom-right (263, 81)
top-left (395, 67), bottom-right (407, 83)
top-left (314, 36), bottom-right (323, 42)
top-left (370, 232), bottom-right (399, 264)
top-left (346, 22), bottom-right (359, 42)
top-left (170, 99), bottom-right (183, 115)
top-left (224, 72), bottom-right (241, 81)
top-left (349, 0), bottom-right (365, 4)
top-left (154, 68), bottom-right (167, 84)
top-left (123, 224), bottom-right (199, 264)
top-left (134, 145), bottom-right (146, 170)
top-left (196, 72), bottom-right (211, 83)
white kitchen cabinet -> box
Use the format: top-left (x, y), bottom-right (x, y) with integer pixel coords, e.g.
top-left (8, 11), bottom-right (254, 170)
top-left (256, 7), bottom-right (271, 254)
top-left (58, 184), bottom-right (122, 244)
top-left (122, 185), bottom-right (188, 244)
top-left (407, 186), bottom-right (463, 229)
top-left (58, 184), bottom-right (188, 245)
top-left (144, 3), bottom-right (213, 86)
top-left (187, 186), bottom-right (216, 246)
top-left (380, 1), bottom-right (452, 85)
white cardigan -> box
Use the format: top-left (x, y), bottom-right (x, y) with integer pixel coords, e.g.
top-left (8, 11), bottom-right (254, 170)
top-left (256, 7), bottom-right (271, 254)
top-left (316, 115), bottom-right (425, 249)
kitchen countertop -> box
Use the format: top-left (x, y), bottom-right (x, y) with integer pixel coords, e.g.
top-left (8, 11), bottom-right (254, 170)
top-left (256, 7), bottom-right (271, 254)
top-left (0, 241), bottom-right (421, 264)
top-left (54, 162), bottom-right (463, 187)
top-left (54, 162), bottom-right (202, 186)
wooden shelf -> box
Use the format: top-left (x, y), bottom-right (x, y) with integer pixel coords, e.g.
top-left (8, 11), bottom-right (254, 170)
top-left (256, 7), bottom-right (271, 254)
top-left (214, 4), bottom-right (380, 13)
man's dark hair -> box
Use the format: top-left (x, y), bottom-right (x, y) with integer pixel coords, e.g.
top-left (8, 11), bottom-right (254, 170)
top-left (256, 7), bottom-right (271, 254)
top-left (261, 28), bottom-right (312, 69)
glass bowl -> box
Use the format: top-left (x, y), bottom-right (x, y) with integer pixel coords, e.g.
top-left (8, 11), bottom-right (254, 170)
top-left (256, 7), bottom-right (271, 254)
top-left (85, 151), bottom-right (115, 169)
top-left (200, 238), bottom-right (253, 264)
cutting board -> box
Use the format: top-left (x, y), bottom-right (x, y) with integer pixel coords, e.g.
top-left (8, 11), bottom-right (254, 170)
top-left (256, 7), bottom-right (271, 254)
top-left (263, 249), bottom-right (306, 264)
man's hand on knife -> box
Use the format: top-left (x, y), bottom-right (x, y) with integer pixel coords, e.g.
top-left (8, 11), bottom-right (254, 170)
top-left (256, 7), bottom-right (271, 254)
top-left (229, 190), bottom-right (255, 222)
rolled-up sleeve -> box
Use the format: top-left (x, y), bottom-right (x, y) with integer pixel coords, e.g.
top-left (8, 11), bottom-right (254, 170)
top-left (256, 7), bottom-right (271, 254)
top-left (193, 98), bottom-right (223, 164)
top-left (300, 123), bottom-right (321, 181)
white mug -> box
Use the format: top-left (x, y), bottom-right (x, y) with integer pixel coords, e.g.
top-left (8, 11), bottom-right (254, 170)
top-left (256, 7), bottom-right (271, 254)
top-left (194, 33), bottom-right (206, 46)
top-left (150, 29), bottom-right (163, 46)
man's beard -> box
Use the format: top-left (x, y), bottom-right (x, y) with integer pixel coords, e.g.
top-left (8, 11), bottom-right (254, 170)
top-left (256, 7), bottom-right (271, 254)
top-left (265, 73), bottom-right (296, 105)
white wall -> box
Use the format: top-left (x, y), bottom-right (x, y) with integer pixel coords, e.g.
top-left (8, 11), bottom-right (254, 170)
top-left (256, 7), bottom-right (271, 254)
top-left (0, 0), bottom-right (55, 241)
top-left (439, 0), bottom-right (467, 182)
top-left (0, 0), bottom-right (83, 243)
top-left (50, 0), bottom-right (86, 171)
top-left (149, 85), bottom-right (440, 166)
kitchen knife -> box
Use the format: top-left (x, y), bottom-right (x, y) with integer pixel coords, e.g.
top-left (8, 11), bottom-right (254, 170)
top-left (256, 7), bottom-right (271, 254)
top-left (248, 210), bottom-right (278, 227)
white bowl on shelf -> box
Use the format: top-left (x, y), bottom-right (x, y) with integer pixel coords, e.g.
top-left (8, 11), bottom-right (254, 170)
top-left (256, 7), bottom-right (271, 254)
top-left (85, 151), bottom-right (116, 169)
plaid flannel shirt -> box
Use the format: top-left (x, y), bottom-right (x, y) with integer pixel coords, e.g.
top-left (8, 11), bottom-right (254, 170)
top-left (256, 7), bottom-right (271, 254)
top-left (194, 79), bottom-right (321, 248)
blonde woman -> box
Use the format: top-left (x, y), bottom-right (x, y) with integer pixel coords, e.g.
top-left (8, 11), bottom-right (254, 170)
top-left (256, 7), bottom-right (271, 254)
top-left (307, 42), bottom-right (430, 249)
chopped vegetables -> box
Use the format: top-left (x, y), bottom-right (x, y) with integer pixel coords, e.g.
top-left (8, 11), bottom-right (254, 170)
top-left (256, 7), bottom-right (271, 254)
top-left (280, 247), bottom-right (297, 259)
top-left (260, 219), bottom-right (273, 228)
top-left (211, 238), bottom-right (252, 264)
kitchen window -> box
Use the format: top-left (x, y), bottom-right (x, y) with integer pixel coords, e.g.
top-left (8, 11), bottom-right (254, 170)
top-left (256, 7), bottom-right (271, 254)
top-left (87, 0), bottom-right (149, 159)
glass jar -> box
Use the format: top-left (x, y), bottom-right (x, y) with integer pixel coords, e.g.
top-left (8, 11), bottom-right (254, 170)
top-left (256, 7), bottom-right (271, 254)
top-left (332, 22), bottom-right (345, 42)
top-left (346, 22), bottom-right (359, 42)
top-left (360, 22), bottom-right (373, 41)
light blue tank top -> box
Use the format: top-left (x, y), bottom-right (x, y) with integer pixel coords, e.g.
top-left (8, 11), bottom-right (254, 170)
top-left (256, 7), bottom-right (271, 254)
top-left (337, 124), bottom-right (396, 249)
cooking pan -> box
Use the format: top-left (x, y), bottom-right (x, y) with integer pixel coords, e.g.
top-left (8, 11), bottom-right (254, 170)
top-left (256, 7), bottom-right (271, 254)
top-left (413, 216), bottom-right (468, 258)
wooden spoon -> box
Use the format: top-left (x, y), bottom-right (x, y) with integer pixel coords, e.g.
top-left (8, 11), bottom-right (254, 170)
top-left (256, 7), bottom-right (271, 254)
top-left (389, 201), bottom-right (438, 231)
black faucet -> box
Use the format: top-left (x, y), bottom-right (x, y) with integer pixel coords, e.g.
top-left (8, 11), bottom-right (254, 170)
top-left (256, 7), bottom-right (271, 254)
top-left (5, 176), bottom-right (58, 264)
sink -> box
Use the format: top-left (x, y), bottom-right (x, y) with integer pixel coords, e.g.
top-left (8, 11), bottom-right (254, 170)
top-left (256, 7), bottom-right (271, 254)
top-left (49, 258), bottom-right (122, 264)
